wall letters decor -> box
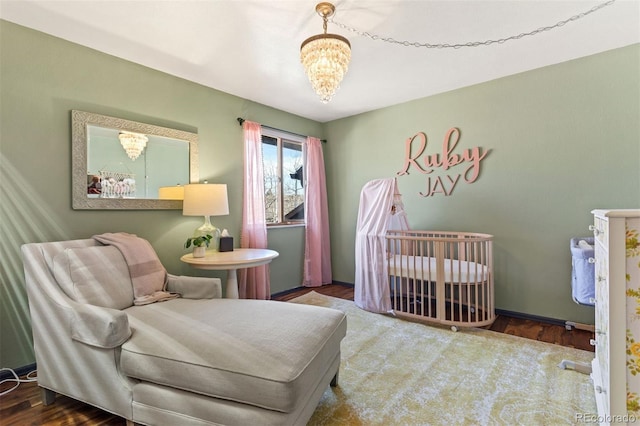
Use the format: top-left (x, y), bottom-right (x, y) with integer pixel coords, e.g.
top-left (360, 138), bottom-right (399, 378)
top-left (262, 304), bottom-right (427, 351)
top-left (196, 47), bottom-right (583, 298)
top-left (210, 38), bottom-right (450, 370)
top-left (396, 128), bottom-right (490, 197)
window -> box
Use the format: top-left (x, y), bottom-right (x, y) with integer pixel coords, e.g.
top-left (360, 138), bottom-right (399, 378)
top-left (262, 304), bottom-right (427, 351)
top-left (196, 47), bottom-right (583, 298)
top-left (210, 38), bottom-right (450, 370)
top-left (261, 129), bottom-right (305, 225)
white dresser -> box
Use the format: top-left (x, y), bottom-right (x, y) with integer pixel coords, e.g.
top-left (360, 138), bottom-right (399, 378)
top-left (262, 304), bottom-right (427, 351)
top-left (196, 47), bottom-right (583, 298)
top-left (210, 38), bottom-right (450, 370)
top-left (590, 209), bottom-right (640, 424)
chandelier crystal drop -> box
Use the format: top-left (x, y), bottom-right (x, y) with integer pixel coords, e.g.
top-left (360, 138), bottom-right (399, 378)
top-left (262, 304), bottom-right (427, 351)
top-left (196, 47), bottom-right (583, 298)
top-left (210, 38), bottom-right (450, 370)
top-left (118, 131), bottom-right (148, 161)
top-left (300, 2), bottom-right (351, 103)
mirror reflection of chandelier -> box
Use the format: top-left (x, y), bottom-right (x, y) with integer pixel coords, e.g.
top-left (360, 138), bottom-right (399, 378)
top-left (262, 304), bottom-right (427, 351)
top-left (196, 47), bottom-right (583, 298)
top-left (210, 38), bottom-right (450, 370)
top-left (300, 2), bottom-right (351, 104)
top-left (118, 131), bottom-right (148, 161)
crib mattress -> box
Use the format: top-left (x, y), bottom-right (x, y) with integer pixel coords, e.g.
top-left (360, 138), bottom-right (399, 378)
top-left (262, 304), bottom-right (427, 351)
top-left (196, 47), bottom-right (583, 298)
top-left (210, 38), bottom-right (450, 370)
top-left (388, 255), bottom-right (489, 284)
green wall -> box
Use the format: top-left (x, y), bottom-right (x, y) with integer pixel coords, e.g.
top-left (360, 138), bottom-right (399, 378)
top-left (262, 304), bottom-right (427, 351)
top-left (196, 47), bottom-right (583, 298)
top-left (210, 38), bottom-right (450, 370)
top-left (0, 20), bottom-right (321, 369)
top-left (324, 44), bottom-right (640, 324)
top-left (2, 18), bottom-right (638, 371)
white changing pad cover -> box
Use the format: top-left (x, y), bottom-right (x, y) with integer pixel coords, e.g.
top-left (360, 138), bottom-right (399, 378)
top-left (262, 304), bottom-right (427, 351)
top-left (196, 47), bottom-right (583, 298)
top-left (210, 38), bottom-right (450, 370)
top-left (388, 255), bottom-right (489, 283)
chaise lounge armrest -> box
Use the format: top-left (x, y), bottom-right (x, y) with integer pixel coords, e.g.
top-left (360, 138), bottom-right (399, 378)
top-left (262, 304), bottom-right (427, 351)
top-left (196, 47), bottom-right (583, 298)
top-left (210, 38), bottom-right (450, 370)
top-left (167, 275), bottom-right (222, 299)
top-left (70, 301), bottom-right (131, 348)
top-left (68, 276), bottom-right (219, 348)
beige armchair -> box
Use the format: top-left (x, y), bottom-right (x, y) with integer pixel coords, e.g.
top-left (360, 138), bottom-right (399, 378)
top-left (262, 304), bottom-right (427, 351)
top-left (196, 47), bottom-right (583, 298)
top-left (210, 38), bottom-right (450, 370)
top-left (22, 238), bottom-right (346, 425)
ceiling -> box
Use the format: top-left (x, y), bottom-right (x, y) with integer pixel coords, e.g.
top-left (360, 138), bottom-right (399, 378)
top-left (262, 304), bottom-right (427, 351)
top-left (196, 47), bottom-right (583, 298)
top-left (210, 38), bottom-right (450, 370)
top-left (1, 0), bottom-right (638, 123)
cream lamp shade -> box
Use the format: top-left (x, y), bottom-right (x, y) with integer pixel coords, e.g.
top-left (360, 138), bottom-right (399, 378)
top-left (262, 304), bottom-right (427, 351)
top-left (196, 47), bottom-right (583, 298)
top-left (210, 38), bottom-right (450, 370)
top-left (183, 183), bottom-right (229, 237)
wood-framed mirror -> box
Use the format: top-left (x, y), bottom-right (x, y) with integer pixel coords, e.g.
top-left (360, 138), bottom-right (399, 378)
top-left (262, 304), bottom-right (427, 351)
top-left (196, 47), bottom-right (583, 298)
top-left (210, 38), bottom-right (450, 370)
top-left (71, 110), bottom-right (198, 210)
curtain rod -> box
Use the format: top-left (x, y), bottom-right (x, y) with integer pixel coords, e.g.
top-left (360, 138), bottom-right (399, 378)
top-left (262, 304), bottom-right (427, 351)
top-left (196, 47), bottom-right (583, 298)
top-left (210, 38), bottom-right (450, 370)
top-left (236, 118), bottom-right (326, 143)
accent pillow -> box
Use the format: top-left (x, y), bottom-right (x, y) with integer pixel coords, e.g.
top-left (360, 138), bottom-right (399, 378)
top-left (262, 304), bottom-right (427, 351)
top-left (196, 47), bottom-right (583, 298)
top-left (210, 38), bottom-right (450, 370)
top-left (52, 246), bottom-right (134, 310)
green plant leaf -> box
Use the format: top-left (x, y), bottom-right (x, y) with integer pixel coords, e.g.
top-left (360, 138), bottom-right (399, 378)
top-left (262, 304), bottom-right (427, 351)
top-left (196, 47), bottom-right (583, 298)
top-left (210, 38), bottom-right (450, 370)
top-left (184, 234), bottom-right (213, 249)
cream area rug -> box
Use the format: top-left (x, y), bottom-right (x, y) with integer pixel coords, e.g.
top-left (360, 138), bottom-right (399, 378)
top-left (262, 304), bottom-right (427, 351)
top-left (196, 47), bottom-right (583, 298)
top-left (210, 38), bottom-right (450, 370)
top-left (291, 291), bottom-right (596, 426)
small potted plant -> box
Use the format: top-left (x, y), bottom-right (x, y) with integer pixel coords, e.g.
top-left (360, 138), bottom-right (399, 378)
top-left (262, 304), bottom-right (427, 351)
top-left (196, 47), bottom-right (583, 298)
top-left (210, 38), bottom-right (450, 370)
top-left (184, 234), bottom-right (213, 258)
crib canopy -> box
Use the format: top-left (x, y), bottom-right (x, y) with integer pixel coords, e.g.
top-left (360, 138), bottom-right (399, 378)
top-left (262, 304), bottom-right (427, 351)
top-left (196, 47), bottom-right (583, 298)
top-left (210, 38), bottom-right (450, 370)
top-left (355, 178), bottom-right (410, 313)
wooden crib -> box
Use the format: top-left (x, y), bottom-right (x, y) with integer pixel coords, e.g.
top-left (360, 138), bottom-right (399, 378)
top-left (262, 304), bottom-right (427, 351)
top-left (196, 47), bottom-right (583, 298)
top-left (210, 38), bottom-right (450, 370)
top-left (386, 230), bottom-right (495, 331)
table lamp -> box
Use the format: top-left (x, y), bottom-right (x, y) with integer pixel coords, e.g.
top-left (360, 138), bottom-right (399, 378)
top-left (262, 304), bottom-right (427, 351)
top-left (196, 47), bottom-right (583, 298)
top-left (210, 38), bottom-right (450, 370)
top-left (183, 183), bottom-right (229, 244)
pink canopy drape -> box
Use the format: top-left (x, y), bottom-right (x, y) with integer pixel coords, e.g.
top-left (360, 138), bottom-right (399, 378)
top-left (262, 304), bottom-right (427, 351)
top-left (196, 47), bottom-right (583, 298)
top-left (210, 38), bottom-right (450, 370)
top-left (239, 121), bottom-right (270, 299)
top-left (303, 137), bottom-right (332, 287)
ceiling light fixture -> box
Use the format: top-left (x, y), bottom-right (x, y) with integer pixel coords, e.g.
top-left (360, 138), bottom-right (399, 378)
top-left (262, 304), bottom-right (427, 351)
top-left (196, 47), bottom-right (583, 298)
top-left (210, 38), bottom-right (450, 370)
top-left (300, 2), bottom-right (351, 104)
top-left (118, 131), bottom-right (148, 161)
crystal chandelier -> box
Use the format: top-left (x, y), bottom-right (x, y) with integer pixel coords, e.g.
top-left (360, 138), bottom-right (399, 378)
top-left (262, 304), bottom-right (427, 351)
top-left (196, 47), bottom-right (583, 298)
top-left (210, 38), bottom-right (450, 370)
top-left (118, 131), bottom-right (148, 161)
top-left (300, 2), bottom-right (351, 103)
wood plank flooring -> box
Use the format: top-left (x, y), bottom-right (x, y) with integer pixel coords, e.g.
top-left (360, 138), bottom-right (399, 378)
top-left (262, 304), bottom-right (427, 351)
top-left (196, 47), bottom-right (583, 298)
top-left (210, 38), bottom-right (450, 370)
top-left (1, 283), bottom-right (594, 425)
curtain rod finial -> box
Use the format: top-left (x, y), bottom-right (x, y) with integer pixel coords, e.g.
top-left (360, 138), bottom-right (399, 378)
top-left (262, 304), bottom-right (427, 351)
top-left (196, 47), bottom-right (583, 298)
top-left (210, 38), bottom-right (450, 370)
top-left (237, 117), bottom-right (245, 126)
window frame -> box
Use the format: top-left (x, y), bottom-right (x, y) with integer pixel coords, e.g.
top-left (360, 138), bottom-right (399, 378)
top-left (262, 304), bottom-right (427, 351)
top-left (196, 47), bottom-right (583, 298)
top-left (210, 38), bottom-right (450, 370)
top-left (261, 127), bottom-right (306, 227)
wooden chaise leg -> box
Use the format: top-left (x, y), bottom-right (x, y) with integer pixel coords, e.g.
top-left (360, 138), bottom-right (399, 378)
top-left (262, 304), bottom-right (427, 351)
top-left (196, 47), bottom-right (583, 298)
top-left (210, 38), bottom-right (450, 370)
top-left (330, 371), bottom-right (339, 387)
top-left (40, 387), bottom-right (56, 405)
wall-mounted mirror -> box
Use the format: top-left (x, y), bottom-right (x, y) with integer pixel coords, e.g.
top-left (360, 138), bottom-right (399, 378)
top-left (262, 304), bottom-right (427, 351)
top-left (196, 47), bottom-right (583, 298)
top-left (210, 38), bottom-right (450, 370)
top-left (72, 110), bottom-right (198, 209)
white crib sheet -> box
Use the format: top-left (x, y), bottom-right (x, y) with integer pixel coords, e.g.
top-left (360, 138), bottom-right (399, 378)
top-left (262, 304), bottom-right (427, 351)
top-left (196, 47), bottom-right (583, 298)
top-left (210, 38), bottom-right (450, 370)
top-left (388, 254), bottom-right (489, 283)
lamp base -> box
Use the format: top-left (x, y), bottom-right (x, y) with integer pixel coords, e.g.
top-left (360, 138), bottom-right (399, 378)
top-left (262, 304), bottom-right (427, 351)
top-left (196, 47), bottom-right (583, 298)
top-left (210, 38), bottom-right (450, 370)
top-left (194, 216), bottom-right (221, 251)
top-left (194, 223), bottom-right (218, 236)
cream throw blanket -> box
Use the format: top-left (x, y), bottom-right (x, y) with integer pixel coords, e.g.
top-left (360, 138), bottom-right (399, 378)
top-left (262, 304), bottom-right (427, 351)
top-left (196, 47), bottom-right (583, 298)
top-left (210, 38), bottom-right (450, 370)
top-left (93, 232), bottom-right (179, 306)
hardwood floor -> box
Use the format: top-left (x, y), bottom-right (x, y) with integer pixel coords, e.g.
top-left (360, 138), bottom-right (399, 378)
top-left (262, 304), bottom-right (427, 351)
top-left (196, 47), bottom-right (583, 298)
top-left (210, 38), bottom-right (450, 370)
top-left (1, 283), bottom-right (594, 425)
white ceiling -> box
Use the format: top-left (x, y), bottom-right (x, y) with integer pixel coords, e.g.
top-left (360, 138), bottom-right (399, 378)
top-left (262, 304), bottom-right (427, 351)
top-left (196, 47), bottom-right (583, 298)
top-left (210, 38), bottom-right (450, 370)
top-left (1, 0), bottom-right (638, 123)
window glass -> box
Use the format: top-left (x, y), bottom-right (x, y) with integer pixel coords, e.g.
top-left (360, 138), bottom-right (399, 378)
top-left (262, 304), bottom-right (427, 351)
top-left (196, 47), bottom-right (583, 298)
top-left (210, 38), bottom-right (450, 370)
top-left (262, 136), bottom-right (279, 223)
top-left (261, 133), bottom-right (305, 225)
top-left (282, 141), bottom-right (304, 221)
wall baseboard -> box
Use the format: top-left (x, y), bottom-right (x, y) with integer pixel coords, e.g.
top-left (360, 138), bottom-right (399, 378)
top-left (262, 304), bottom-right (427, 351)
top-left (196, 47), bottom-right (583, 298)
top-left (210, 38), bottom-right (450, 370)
top-left (1, 363), bottom-right (37, 380)
top-left (330, 281), bottom-right (354, 288)
top-left (494, 308), bottom-right (588, 327)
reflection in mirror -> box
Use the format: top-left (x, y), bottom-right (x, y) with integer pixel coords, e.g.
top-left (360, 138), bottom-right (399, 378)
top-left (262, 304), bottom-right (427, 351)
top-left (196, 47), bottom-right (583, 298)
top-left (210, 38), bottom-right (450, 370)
top-left (72, 110), bottom-right (198, 210)
top-left (87, 126), bottom-right (189, 199)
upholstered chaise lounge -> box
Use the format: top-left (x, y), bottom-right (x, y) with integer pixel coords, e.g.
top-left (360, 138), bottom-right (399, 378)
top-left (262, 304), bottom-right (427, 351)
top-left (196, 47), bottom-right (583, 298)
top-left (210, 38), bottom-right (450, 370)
top-left (21, 237), bottom-right (346, 425)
